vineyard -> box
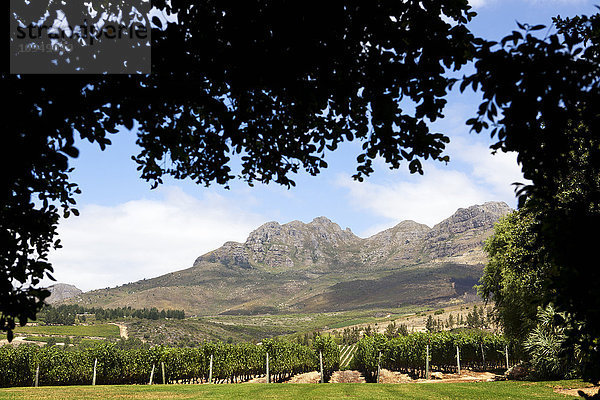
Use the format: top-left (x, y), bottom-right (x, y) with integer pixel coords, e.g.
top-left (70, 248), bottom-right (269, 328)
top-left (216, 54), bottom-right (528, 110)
top-left (4, 324), bottom-right (121, 339)
top-left (0, 335), bottom-right (339, 387)
top-left (352, 331), bottom-right (517, 382)
top-left (0, 331), bottom-right (516, 388)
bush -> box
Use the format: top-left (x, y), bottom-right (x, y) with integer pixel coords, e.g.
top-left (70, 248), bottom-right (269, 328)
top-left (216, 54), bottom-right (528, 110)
top-left (524, 305), bottom-right (580, 380)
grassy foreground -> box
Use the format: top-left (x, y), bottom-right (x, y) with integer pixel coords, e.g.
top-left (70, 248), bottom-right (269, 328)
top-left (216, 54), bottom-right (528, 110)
top-left (0, 381), bottom-right (587, 400)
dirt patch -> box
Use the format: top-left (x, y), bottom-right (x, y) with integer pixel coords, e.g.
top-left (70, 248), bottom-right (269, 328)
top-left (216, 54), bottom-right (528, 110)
top-left (245, 376), bottom-right (267, 383)
top-left (245, 372), bottom-right (321, 384)
top-left (285, 371), bottom-right (321, 383)
top-left (330, 370), bottom-right (366, 383)
top-left (328, 369), bottom-right (499, 384)
top-left (0, 336), bottom-right (44, 347)
top-left (554, 386), bottom-right (600, 397)
top-left (378, 369), bottom-right (412, 383)
top-left (416, 371), bottom-right (498, 383)
top-left (110, 322), bottom-right (128, 339)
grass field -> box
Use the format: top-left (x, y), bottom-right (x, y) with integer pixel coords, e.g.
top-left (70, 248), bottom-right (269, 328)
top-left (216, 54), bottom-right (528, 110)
top-left (21, 336), bottom-right (106, 346)
top-left (0, 381), bottom-right (589, 400)
top-left (8, 324), bottom-right (120, 339)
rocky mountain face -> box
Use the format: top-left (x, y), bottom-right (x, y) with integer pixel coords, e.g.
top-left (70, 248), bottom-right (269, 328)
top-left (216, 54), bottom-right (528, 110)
top-left (197, 201), bottom-right (511, 271)
top-left (46, 283), bottom-right (83, 304)
top-left (67, 202), bottom-right (511, 315)
top-left (198, 216), bottom-right (361, 272)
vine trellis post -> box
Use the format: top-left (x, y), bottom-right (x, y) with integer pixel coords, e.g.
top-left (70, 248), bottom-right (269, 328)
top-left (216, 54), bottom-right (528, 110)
top-left (377, 351), bottom-right (382, 383)
top-left (149, 364), bottom-right (155, 385)
top-left (426, 344), bottom-right (430, 379)
top-left (266, 352), bottom-right (270, 383)
top-left (319, 351), bottom-right (324, 383)
top-left (92, 358), bottom-right (97, 386)
top-left (456, 346), bottom-right (461, 375)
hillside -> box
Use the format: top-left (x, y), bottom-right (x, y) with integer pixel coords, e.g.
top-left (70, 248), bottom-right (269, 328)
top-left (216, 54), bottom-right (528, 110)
top-left (64, 202), bottom-right (511, 315)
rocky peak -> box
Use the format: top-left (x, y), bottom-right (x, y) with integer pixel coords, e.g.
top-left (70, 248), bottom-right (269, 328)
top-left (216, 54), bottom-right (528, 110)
top-left (199, 240), bottom-right (251, 269)
top-left (361, 220), bottom-right (431, 266)
top-left (366, 220), bottom-right (430, 245)
top-left (309, 216), bottom-right (335, 226)
top-left (247, 221), bottom-right (283, 243)
top-left (304, 216), bottom-right (358, 243)
top-left (195, 201), bottom-right (511, 271)
top-left (46, 283), bottom-right (83, 304)
top-left (431, 201), bottom-right (511, 236)
top-left (424, 201), bottom-right (512, 261)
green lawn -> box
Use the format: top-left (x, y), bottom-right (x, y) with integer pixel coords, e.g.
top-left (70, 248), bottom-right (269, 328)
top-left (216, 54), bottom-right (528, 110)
top-left (0, 381), bottom-right (589, 400)
top-left (9, 324), bottom-right (120, 339)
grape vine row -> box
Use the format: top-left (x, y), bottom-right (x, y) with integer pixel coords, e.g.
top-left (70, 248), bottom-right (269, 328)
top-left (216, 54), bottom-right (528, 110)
top-left (351, 331), bottom-right (516, 382)
top-left (0, 335), bottom-right (339, 387)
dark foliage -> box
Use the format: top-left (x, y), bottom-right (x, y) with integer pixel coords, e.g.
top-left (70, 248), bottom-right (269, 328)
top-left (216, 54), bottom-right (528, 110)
top-left (42, 307), bottom-right (76, 326)
top-left (4, 1), bottom-right (600, 383)
top-left (463, 13), bottom-right (600, 382)
top-left (3, 1), bottom-right (475, 338)
top-left (39, 304), bottom-right (185, 323)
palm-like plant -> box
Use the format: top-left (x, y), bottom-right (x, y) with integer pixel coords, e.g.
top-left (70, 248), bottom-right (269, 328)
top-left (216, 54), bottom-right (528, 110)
top-left (524, 305), bottom-right (580, 379)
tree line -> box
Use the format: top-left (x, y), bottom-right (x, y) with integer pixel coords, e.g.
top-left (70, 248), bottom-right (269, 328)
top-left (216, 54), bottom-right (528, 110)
top-left (39, 305), bottom-right (185, 325)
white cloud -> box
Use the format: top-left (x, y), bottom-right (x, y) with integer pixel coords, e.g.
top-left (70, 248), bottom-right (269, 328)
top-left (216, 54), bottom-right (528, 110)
top-left (47, 187), bottom-right (265, 291)
top-left (338, 135), bottom-right (527, 236)
top-left (447, 136), bottom-right (527, 201)
top-left (338, 167), bottom-right (491, 235)
top-left (469, 0), bottom-right (488, 8)
top-left (470, 0), bottom-right (585, 7)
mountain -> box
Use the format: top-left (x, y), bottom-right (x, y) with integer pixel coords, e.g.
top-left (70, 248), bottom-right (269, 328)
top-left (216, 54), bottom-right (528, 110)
top-left (46, 283), bottom-right (83, 304)
top-left (65, 202), bottom-right (511, 315)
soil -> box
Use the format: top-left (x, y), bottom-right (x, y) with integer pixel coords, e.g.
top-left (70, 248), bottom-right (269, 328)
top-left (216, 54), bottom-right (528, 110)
top-left (554, 386), bottom-right (600, 397)
top-left (415, 370), bottom-right (498, 383)
top-left (378, 369), bottom-right (412, 383)
top-left (110, 322), bottom-right (129, 339)
top-left (285, 371), bottom-right (321, 384)
top-left (327, 369), bottom-right (499, 384)
top-left (245, 372), bottom-right (321, 384)
top-left (330, 370), bottom-right (366, 383)
top-left (0, 336), bottom-right (44, 347)
top-left (244, 376), bottom-right (267, 383)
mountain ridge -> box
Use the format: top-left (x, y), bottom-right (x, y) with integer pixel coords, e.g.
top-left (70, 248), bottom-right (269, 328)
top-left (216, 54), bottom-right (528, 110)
top-left (64, 201), bottom-right (511, 315)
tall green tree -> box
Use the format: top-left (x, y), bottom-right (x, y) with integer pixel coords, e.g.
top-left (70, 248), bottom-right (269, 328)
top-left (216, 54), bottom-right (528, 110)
top-left (478, 210), bottom-right (550, 343)
top-left (425, 315), bottom-right (436, 332)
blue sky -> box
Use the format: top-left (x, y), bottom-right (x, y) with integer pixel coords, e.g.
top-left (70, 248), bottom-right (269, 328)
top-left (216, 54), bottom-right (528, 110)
top-left (48, 0), bottom-right (599, 291)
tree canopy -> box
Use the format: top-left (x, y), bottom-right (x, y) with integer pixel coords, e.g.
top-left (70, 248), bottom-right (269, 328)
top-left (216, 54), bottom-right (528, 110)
top-left (472, 13), bottom-right (600, 381)
top-left (478, 210), bottom-right (550, 343)
top-left (3, 1), bottom-right (600, 381)
top-left (4, 0), bottom-right (476, 339)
